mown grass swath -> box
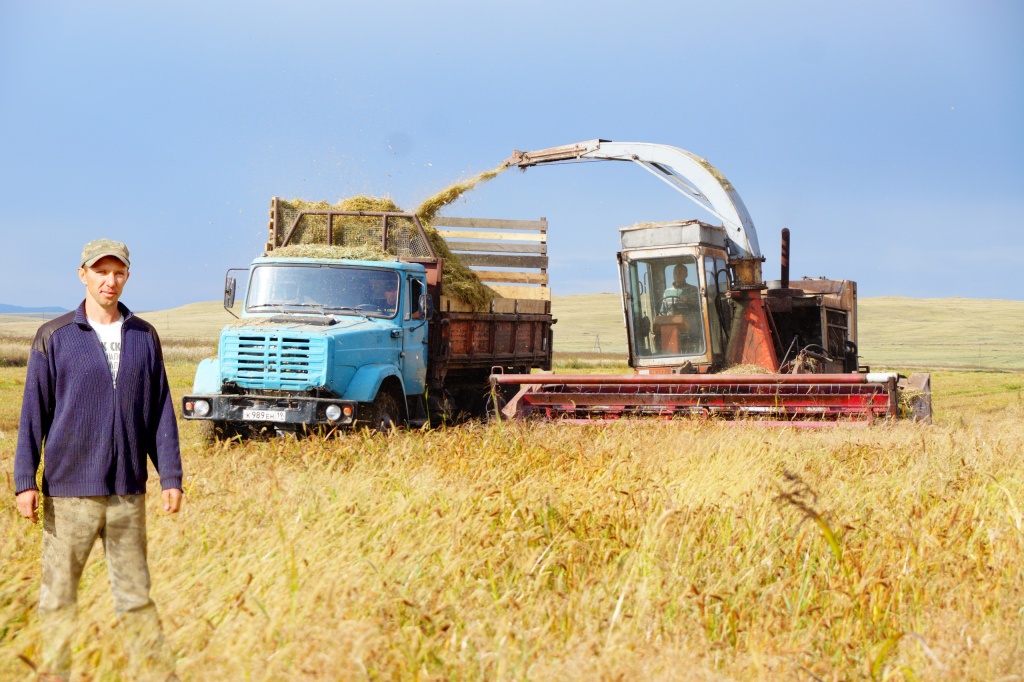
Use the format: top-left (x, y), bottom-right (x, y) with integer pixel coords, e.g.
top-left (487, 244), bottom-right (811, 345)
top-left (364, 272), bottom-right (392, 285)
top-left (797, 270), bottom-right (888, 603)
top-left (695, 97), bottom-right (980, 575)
top-left (276, 163), bottom-right (509, 313)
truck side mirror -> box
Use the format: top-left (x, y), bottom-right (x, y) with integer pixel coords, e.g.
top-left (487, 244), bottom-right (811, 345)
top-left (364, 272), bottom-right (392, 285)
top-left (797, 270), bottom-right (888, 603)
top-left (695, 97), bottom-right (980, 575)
top-left (418, 294), bottom-right (434, 321)
top-left (224, 275), bottom-right (237, 310)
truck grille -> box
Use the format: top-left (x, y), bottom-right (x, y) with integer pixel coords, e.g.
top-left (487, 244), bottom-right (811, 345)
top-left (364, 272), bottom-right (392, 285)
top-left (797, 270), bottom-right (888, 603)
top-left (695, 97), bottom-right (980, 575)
top-left (222, 333), bottom-right (328, 390)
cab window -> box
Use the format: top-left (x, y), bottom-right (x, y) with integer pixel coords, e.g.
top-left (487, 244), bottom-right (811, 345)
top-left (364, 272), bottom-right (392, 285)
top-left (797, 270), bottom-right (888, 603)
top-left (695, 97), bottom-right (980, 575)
top-left (409, 277), bottom-right (425, 320)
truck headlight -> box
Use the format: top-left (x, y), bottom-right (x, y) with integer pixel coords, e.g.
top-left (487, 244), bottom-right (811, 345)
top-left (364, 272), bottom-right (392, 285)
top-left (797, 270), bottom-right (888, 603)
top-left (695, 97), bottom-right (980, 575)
top-left (325, 404), bottom-right (342, 421)
top-left (192, 399), bottom-right (211, 417)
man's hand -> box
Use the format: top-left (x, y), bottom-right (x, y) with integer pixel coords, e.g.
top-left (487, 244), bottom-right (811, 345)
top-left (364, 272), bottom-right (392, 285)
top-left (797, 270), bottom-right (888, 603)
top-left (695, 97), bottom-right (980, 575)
top-left (162, 488), bottom-right (183, 514)
top-left (16, 490), bottom-right (39, 523)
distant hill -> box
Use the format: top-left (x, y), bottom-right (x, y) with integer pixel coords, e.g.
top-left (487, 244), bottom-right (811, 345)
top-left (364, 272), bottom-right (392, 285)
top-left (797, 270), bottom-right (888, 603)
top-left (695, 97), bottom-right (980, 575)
top-left (548, 294), bottom-right (1023, 372)
top-left (1, 296), bottom-right (1021, 371)
top-left (0, 303), bottom-right (66, 314)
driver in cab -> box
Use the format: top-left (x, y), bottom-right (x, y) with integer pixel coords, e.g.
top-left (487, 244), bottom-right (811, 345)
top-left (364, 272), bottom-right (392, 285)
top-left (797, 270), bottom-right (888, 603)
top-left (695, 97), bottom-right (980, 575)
top-left (659, 264), bottom-right (700, 315)
top-left (366, 277), bottom-right (399, 316)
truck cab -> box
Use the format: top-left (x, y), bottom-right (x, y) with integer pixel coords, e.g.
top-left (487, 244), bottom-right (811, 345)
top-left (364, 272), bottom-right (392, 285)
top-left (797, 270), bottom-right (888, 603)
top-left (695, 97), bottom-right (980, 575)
top-left (183, 256), bottom-right (433, 436)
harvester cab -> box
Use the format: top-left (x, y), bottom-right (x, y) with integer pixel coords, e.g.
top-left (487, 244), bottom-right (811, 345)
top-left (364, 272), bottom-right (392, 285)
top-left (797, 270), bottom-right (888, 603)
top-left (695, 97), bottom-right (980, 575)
top-left (617, 220), bottom-right (862, 376)
top-left (492, 139), bottom-right (932, 423)
top-left (617, 220), bottom-right (731, 372)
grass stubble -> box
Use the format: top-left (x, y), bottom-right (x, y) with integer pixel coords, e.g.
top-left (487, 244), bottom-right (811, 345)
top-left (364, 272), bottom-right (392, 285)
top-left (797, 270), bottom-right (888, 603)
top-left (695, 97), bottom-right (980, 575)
top-left (0, 342), bottom-right (1021, 679)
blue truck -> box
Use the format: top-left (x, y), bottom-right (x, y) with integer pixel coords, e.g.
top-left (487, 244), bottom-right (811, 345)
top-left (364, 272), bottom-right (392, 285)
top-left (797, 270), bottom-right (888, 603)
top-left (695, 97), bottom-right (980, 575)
top-left (181, 205), bottom-right (553, 437)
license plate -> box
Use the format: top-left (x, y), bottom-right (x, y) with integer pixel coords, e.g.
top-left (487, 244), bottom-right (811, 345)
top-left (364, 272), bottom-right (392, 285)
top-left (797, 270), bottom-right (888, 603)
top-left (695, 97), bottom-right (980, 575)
top-left (242, 408), bottom-right (287, 422)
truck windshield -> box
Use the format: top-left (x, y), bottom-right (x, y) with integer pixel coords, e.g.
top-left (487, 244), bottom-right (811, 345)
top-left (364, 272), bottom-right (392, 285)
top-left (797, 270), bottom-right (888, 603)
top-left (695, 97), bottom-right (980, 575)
top-left (625, 255), bottom-right (707, 358)
top-left (246, 264), bottom-right (400, 318)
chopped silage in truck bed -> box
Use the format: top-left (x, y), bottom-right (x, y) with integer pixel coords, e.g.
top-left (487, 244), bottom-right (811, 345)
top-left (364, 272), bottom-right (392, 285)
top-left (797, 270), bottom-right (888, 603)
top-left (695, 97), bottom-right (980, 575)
top-left (273, 163), bottom-right (509, 310)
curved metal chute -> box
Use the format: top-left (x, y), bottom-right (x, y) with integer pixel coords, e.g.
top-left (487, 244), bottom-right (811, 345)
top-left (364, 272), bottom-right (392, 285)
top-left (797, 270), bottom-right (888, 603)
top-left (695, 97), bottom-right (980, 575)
top-left (506, 139), bottom-right (761, 259)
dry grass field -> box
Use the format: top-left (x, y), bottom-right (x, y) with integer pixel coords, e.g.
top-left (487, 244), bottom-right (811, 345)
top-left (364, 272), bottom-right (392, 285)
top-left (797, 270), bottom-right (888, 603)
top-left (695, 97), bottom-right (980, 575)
top-left (0, 298), bottom-right (1022, 680)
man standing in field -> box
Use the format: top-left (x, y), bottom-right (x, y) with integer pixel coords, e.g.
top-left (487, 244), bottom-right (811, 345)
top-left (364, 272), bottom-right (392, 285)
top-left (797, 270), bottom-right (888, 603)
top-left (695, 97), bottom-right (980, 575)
top-left (14, 239), bottom-right (183, 681)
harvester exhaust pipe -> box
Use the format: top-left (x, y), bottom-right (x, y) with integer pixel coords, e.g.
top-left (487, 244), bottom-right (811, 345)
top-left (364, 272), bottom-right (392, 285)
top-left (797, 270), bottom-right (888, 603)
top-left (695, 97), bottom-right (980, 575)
top-left (781, 228), bottom-right (790, 289)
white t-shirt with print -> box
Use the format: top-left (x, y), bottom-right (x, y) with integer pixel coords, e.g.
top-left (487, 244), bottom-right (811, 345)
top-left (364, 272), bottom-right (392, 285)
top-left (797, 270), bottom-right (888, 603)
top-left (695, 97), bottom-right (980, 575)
top-left (89, 315), bottom-right (123, 387)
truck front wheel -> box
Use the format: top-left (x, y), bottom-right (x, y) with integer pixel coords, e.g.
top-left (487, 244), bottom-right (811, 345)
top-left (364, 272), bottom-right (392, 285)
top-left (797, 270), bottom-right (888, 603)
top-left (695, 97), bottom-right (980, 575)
top-left (360, 391), bottom-right (406, 432)
top-left (198, 420), bottom-right (242, 443)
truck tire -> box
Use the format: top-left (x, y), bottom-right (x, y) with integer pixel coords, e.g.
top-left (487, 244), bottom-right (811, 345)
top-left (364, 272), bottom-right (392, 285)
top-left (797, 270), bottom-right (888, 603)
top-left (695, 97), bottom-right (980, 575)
top-left (361, 391), bottom-right (405, 432)
top-left (484, 389), bottom-right (505, 422)
top-left (197, 420), bottom-right (217, 444)
top-left (198, 420), bottom-right (238, 444)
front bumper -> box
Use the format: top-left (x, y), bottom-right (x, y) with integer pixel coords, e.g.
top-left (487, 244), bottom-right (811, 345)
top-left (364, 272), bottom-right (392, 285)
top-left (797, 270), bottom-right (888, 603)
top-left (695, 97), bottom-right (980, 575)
top-left (182, 394), bottom-right (358, 427)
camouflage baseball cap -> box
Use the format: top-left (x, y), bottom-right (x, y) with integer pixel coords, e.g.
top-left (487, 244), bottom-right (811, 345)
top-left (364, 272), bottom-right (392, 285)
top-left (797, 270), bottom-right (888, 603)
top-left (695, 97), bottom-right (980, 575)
top-left (81, 238), bottom-right (130, 268)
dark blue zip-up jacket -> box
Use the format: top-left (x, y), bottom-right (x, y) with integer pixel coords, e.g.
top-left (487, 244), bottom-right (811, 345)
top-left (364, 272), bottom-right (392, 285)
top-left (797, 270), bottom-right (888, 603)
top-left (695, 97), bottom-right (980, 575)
top-left (14, 301), bottom-right (183, 497)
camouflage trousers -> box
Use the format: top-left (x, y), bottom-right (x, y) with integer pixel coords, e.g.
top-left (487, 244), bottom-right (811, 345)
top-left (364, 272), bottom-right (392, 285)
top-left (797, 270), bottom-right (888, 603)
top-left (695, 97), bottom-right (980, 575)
top-left (40, 495), bottom-right (175, 681)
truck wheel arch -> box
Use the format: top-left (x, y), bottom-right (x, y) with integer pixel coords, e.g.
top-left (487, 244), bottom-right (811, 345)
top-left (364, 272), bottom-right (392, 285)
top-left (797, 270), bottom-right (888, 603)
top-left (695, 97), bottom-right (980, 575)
top-left (344, 364), bottom-right (408, 406)
top-left (359, 377), bottom-right (407, 430)
top-left (192, 357), bottom-right (221, 394)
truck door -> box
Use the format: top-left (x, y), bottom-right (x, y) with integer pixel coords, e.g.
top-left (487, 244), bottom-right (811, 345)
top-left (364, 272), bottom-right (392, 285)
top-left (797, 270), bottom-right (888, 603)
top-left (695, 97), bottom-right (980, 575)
top-left (401, 275), bottom-right (428, 395)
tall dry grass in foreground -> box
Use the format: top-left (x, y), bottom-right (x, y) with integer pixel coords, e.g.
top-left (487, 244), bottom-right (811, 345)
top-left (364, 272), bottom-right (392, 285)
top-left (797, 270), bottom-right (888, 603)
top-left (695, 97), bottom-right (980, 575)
top-left (0, 362), bottom-right (1022, 680)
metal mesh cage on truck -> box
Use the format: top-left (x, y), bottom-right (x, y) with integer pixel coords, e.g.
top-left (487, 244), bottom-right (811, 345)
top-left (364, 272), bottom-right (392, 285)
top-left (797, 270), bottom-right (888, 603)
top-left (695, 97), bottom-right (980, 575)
top-left (267, 198), bottom-right (436, 260)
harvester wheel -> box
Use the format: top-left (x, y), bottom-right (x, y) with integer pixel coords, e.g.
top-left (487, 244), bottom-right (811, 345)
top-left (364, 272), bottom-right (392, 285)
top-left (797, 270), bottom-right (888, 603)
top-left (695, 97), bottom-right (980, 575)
top-left (361, 391), bottom-right (405, 432)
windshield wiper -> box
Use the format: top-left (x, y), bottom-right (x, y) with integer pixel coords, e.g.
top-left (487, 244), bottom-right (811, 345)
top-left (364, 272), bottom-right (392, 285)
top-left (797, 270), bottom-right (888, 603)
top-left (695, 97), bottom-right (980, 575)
top-left (250, 303), bottom-right (333, 315)
top-left (289, 303), bottom-right (332, 317)
top-left (325, 306), bottom-right (371, 320)
top-left (248, 304), bottom-right (287, 313)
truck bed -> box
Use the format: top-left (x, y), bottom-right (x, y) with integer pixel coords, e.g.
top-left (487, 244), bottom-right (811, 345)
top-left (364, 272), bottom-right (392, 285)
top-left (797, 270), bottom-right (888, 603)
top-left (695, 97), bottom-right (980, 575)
top-left (433, 310), bottom-right (552, 370)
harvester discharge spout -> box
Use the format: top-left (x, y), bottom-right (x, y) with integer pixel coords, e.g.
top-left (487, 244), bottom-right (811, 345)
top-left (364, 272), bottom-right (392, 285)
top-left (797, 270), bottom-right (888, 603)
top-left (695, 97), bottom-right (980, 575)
top-left (507, 139), bottom-right (761, 260)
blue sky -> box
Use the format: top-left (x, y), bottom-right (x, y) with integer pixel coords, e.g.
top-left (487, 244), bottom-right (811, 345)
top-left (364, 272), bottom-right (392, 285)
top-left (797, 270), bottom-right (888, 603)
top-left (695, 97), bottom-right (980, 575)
top-left (1, 0), bottom-right (1021, 310)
